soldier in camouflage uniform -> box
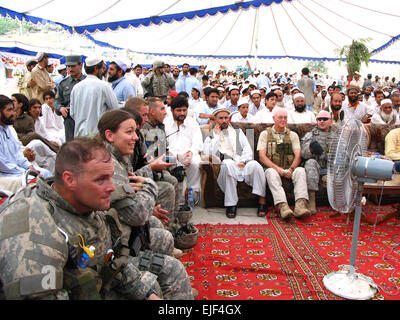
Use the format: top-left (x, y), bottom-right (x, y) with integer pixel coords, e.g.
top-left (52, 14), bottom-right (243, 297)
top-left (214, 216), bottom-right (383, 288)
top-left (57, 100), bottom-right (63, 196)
top-left (0, 137), bottom-right (193, 300)
top-left (141, 98), bottom-right (186, 228)
top-left (97, 109), bottom-right (175, 257)
top-left (141, 61), bottom-right (175, 101)
top-left (301, 110), bottom-right (334, 214)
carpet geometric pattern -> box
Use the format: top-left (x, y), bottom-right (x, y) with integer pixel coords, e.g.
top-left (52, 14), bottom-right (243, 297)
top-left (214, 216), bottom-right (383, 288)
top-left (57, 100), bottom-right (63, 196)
top-left (181, 204), bottom-right (400, 300)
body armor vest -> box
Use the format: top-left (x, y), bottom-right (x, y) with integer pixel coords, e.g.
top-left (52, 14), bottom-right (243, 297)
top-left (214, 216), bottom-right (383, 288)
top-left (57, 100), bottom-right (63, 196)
top-left (265, 127), bottom-right (294, 169)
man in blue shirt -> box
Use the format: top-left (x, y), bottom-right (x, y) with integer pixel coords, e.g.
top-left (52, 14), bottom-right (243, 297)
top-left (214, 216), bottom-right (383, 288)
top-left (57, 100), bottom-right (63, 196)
top-left (185, 68), bottom-right (201, 99)
top-left (108, 60), bottom-right (136, 102)
top-left (223, 86), bottom-right (240, 113)
top-left (196, 87), bottom-right (222, 125)
top-left (0, 95), bottom-right (51, 193)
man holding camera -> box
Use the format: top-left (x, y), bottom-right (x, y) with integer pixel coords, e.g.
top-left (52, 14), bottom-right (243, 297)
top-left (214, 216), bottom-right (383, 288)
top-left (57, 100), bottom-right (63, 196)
top-left (301, 110), bottom-right (334, 214)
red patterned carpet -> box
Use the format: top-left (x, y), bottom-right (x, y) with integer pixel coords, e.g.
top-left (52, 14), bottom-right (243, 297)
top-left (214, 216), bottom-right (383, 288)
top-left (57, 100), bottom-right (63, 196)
top-left (181, 204), bottom-right (400, 300)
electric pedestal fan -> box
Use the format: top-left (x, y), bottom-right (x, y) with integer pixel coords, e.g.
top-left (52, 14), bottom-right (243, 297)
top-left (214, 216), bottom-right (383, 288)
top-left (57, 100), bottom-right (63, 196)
top-left (323, 118), bottom-right (395, 300)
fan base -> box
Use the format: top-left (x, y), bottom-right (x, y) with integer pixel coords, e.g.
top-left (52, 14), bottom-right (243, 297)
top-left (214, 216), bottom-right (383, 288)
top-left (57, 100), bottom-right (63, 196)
top-left (323, 270), bottom-right (378, 300)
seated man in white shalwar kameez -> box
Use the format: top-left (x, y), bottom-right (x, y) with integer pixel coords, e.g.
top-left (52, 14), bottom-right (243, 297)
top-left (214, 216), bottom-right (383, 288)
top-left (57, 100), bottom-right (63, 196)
top-left (203, 108), bottom-right (267, 218)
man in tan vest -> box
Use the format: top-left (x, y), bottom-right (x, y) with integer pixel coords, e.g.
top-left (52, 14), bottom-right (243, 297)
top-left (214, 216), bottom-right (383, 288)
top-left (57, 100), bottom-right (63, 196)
top-left (257, 108), bottom-right (311, 219)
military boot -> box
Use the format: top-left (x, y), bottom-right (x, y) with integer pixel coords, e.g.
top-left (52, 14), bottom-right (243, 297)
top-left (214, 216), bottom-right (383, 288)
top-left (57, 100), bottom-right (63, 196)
top-left (307, 191), bottom-right (317, 215)
top-left (277, 202), bottom-right (293, 219)
top-left (293, 198), bottom-right (312, 218)
top-left (192, 288), bottom-right (199, 299)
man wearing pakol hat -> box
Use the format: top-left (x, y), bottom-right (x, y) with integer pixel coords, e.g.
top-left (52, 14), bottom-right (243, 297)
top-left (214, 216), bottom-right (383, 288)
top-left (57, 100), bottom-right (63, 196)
top-left (30, 52), bottom-right (56, 103)
top-left (18, 59), bottom-right (37, 100)
top-left (370, 99), bottom-right (400, 125)
top-left (287, 92), bottom-right (316, 124)
top-left (55, 55), bottom-right (86, 141)
top-left (108, 60), bottom-right (136, 102)
top-left (142, 60), bottom-right (175, 101)
top-left (257, 107), bottom-right (311, 219)
top-left (203, 107), bottom-right (267, 218)
top-left (53, 64), bottom-right (67, 89)
top-left (301, 110), bottom-right (334, 214)
top-left (69, 56), bottom-right (119, 137)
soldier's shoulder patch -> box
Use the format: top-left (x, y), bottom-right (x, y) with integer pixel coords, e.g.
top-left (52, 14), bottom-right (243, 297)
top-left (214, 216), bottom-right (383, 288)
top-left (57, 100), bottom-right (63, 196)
top-left (0, 199), bottom-right (30, 240)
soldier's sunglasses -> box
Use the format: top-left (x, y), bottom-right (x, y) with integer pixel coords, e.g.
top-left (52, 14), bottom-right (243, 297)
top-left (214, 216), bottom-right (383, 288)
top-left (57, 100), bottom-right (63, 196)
top-left (316, 117), bottom-right (329, 121)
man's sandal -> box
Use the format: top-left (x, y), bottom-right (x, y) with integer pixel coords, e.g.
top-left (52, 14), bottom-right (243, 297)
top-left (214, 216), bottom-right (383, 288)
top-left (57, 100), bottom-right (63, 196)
top-left (226, 206), bottom-right (237, 218)
top-left (257, 204), bottom-right (268, 217)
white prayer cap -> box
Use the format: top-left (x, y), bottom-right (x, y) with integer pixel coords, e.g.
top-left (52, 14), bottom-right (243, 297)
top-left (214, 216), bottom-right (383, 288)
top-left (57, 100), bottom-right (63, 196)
top-left (217, 86), bottom-right (225, 91)
top-left (35, 52), bottom-right (47, 61)
top-left (250, 90), bottom-right (261, 97)
top-left (290, 86), bottom-right (300, 93)
top-left (293, 93), bottom-right (305, 100)
top-left (85, 56), bottom-right (103, 67)
top-left (113, 59), bottom-right (128, 72)
top-left (271, 85), bottom-right (281, 91)
top-left (228, 85), bottom-right (240, 93)
top-left (354, 71), bottom-right (361, 76)
top-left (57, 64), bottom-right (66, 71)
top-left (259, 86), bottom-right (268, 91)
top-left (381, 99), bottom-right (392, 106)
top-left (254, 70), bottom-right (260, 75)
top-left (384, 91), bottom-right (390, 98)
top-left (237, 99), bottom-right (249, 107)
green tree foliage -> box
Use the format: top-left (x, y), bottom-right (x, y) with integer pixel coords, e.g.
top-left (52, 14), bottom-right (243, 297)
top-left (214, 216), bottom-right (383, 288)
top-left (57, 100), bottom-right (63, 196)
top-left (0, 16), bottom-right (32, 35)
top-left (305, 61), bottom-right (328, 74)
top-left (336, 39), bottom-right (371, 77)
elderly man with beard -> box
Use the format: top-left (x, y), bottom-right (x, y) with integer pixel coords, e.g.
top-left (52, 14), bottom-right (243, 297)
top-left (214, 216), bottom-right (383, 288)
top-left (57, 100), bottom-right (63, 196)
top-left (257, 108), bottom-right (311, 219)
top-left (203, 108), bottom-right (267, 218)
top-left (301, 110), bottom-right (334, 214)
top-left (371, 99), bottom-right (400, 125)
top-left (0, 95), bottom-right (51, 194)
top-left (342, 86), bottom-right (370, 123)
top-left (288, 93), bottom-right (316, 124)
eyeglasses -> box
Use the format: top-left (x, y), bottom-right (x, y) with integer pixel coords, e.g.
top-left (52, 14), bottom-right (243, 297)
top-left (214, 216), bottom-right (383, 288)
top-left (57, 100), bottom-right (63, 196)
top-left (317, 117), bottom-right (330, 121)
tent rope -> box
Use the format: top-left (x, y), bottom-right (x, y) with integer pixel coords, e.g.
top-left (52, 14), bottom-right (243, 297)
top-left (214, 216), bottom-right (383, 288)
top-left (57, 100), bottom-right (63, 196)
top-left (270, 5), bottom-right (289, 57)
top-left (212, 10), bottom-right (243, 55)
top-left (22, 0), bottom-right (57, 14)
top-left (310, 0), bottom-right (394, 39)
top-left (155, 0), bottom-right (182, 17)
top-left (167, 15), bottom-right (213, 47)
top-left (249, 7), bottom-right (259, 56)
top-left (280, 2), bottom-right (323, 56)
top-left (289, 2), bottom-right (340, 49)
top-left (75, 0), bottom-right (122, 26)
top-left (338, 0), bottom-right (400, 18)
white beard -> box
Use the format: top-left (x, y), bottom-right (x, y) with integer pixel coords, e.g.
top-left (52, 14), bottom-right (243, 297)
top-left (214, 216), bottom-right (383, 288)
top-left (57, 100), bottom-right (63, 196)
top-left (380, 111), bottom-right (394, 123)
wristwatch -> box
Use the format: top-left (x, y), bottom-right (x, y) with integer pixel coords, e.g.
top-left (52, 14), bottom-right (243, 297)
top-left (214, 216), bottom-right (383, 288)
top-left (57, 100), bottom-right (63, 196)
top-left (290, 167), bottom-right (295, 171)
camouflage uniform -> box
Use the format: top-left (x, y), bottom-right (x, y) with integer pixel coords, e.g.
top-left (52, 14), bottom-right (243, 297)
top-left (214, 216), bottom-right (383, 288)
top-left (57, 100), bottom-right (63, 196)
top-left (141, 120), bottom-right (186, 226)
top-left (141, 72), bottom-right (175, 101)
top-left (301, 127), bottom-right (333, 191)
top-left (106, 143), bottom-right (174, 256)
top-left (0, 178), bottom-right (193, 300)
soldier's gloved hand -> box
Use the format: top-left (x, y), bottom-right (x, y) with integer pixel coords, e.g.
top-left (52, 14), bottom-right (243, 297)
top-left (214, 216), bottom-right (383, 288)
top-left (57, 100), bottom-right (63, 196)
top-left (309, 141), bottom-right (324, 156)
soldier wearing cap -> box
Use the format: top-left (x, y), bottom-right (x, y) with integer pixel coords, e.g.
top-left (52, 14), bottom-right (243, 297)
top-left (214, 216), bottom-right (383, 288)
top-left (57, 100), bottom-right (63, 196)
top-left (203, 107), bottom-right (267, 218)
top-left (18, 59), bottom-right (37, 100)
top-left (301, 110), bottom-right (334, 214)
top-left (141, 60), bottom-right (175, 101)
top-left (69, 57), bottom-right (119, 138)
top-left (30, 52), bottom-right (56, 103)
top-left (55, 55), bottom-right (86, 142)
top-left (108, 60), bottom-right (136, 102)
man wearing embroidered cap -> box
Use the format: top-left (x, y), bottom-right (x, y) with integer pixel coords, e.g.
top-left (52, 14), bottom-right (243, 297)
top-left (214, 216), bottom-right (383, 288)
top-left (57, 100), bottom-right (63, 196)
top-left (108, 60), bottom-right (136, 102)
top-left (30, 52), bottom-right (56, 103)
top-left (301, 110), bottom-right (334, 214)
top-left (55, 55), bottom-right (86, 142)
top-left (69, 57), bottom-right (119, 137)
top-left (203, 108), bottom-right (267, 218)
top-left (371, 98), bottom-right (400, 125)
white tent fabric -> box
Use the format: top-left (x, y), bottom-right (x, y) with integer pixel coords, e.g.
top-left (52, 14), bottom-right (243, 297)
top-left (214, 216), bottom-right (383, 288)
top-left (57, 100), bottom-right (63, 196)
top-left (1, 0), bottom-right (399, 62)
